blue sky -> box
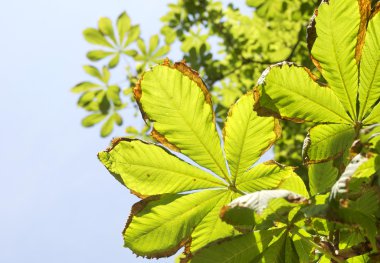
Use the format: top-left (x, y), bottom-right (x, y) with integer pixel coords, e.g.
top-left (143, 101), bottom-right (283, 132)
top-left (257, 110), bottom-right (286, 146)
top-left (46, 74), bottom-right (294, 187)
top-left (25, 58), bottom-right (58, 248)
top-left (0, 1), bottom-right (267, 262)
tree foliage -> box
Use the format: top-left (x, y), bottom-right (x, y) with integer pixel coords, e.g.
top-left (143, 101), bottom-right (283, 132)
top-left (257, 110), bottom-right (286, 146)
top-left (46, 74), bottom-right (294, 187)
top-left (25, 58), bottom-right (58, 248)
top-left (75, 0), bottom-right (380, 262)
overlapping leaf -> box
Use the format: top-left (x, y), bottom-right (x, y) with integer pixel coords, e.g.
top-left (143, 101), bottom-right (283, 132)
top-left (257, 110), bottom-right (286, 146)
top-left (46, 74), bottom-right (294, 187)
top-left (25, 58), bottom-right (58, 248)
top-left (254, 0), bottom-right (380, 164)
top-left (99, 61), bottom-right (303, 258)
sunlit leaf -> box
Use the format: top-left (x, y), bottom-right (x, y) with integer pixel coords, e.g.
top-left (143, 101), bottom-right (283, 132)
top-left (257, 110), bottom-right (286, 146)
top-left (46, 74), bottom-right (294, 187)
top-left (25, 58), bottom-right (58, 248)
top-left (98, 17), bottom-right (116, 44)
top-left (83, 28), bottom-right (113, 48)
top-left (81, 113), bottom-right (107, 127)
top-left (223, 92), bottom-right (281, 182)
top-left (134, 61), bottom-right (229, 179)
top-left (254, 62), bottom-right (351, 124)
top-left (308, 0), bottom-right (362, 118)
top-left (117, 12), bottom-right (131, 45)
top-left (100, 115), bottom-right (114, 137)
top-left (358, 9), bottom-right (380, 120)
top-left (98, 139), bottom-right (225, 196)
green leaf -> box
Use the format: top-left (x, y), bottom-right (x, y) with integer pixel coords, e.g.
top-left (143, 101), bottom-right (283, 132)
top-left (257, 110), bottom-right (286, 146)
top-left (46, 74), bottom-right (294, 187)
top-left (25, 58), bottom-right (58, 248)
top-left (223, 92), bottom-right (281, 183)
top-left (137, 38), bottom-right (146, 55)
top-left (254, 63), bottom-right (352, 124)
top-left (81, 113), bottom-right (107, 127)
top-left (123, 190), bottom-right (226, 258)
top-left (106, 85), bottom-right (121, 106)
top-left (71, 82), bottom-right (101, 93)
top-left (148, 35), bottom-right (159, 54)
top-left (98, 17), bottom-right (116, 44)
top-left (124, 25), bottom-right (140, 47)
top-left (117, 12), bottom-right (131, 45)
top-left (83, 28), bottom-right (113, 48)
top-left (236, 161), bottom-right (296, 193)
top-left (306, 124), bottom-right (355, 163)
top-left (277, 174), bottom-right (309, 198)
top-left (83, 65), bottom-right (102, 80)
top-left (112, 112), bottom-right (123, 126)
top-left (187, 191), bottom-right (239, 252)
top-left (98, 139), bottom-right (225, 196)
top-left (108, 53), bottom-right (120, 68)
top-left (363, 101), bottom-right (380, 124)
top-left (100, 115), bottom-right (114, 137)
top-left (123, 49), bottom-right (137, 57)
top-left (358, 10), bottom-right (380, 120)
top-left (309, 0), bottom-right (361, 119)
top-left (152, 45), bottom-right (170, 59)
top-left (187, 229), bottom-right (282, 263)
top-left (102, 66), bottom-right (110, 83)
top-left (309, 161), bottom-right (338, 195)
top-left (291, 229), bottom-right (314, 263)
top-left (135, 62), bottom-right (229, 180)
top-left (86, 50), bottom-right (113, 61)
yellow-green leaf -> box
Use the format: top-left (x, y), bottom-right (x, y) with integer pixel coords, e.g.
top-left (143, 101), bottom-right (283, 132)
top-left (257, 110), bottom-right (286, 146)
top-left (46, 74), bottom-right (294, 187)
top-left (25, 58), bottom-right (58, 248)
top-left (98, 139), bottom-right (225, 196)
top-left (123, 190), bottom-right (226, 258)
top-left (83, 28), bottom-right (113, 48)
top-left (236, 161), bottom-right (296, 193)
top-left (254, 63), bottom-right (351, 124)
top-left (98, 17), bottom-right (116, 43)
top-left (117, 12), bottom-right (131, 45)
top-left (135, 62), bottom-right (229, 180)
top-left (306, 124), bottom-right (355, 163)
top-left (309, 0), bottom-right (361, 119)
top-left (359, 9), bottom-right (380, 120)
top-left (224, 92), bottom-right (281, 183)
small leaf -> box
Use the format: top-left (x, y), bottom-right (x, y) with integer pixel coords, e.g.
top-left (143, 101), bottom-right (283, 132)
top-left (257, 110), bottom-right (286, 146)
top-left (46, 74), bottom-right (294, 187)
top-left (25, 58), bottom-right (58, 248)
top-left (100, 115), bottom-right (114, 137)
top-left (124, 25), bottom-right (140, 47)
top-left (71, 82), bottom-right (101, 93)
top-left (81, 113), bottom-right (107, 127)
top-left (117, 12), bottom-right (131, 45)
top-left (108, 53), bottom-right (120, 68)
top-left (83, 65), bottom-right (102, 80)
top-left (152, 45), bottom-right (170, 59)
top-left (102, 66), bottom-right (110, 83)
top-left (123, 49), bottom-right (137, 57)
top-left (106, 85), bottom-right (121, 106)
top-left (98, 17), bottom-right (116, 44)
top-left (83, 28), bottom-right (113, 48)
top-left (148, 35), bottom-right (159, 54)
top-left (86, 50), bottom-right (113, 61)
top-left (137, 39), bottom-right (146, 55)
top-left (112, 112), bottom-right (123, 126)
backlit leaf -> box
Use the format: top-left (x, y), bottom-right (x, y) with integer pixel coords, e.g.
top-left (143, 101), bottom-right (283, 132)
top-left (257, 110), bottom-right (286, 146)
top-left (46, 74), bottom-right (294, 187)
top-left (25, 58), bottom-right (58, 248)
top-left (358, 9), bottom-right (380, 119)
top-left (134, 61), bottom-right (229, 179)
top-left (83, 28), bottom-right (113, 48)
top-left (98, 139), bottom-right (225, 196)
top-left (309, 0), bottom-right (361, 119)
top-left (254, 63), bottom-right (351, 124)
top-left (223, 92), bottom-right (281, 183)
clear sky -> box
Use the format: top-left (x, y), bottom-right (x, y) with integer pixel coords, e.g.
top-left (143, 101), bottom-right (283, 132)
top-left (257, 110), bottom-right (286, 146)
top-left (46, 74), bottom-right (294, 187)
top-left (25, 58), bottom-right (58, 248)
top-left (0, 1), bottom-right (269, 262)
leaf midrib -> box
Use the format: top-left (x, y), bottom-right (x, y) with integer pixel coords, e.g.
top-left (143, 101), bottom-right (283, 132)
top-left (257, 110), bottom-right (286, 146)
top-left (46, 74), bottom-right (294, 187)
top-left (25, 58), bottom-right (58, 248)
top-left (111, 147), bottom-right (226, 187)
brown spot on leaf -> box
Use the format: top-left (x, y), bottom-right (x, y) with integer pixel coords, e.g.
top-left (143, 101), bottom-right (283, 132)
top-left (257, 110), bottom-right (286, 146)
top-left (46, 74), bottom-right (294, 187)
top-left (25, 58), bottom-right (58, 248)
top-left (151, 129), bottom-right (180, 152)
top-left (355, 0), bottom-right (372, 62)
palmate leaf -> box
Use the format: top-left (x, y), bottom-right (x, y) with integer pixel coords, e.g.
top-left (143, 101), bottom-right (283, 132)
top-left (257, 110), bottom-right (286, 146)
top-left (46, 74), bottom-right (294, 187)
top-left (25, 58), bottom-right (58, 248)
top-left (99, 61), bottom-right (304, 258)
top-left (254, 0), bottom-right (380, 164)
